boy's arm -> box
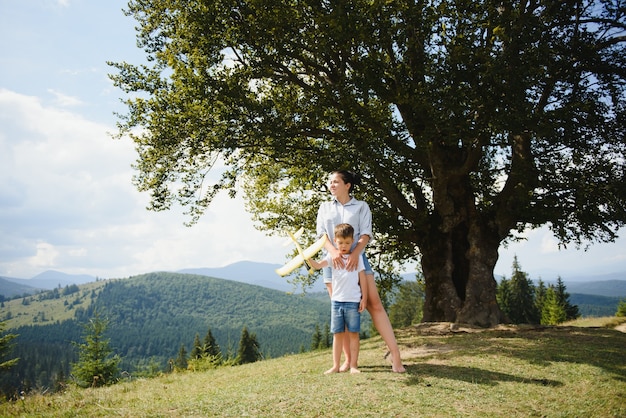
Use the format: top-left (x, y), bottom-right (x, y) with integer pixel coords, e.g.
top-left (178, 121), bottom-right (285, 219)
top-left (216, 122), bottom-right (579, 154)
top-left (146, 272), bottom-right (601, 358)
top-left (306, 258), bottom-right (328, 270)
top-left (358, 270), bottom-right (368, 312)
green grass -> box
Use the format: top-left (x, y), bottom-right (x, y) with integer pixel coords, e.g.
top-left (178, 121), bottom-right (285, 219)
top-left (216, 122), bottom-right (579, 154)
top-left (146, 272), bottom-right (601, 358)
top-left (3, 318), bottom-right (626, 417)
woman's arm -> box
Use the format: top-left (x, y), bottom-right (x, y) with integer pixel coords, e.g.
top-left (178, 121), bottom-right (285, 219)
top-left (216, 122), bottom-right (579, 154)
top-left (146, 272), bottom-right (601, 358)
top-left (345, 234), bottom-right (369, 271)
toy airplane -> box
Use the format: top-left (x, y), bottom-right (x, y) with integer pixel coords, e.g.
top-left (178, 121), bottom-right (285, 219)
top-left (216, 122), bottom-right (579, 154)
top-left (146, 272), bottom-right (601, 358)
top-left (275, 228), bottom-right (327, 277)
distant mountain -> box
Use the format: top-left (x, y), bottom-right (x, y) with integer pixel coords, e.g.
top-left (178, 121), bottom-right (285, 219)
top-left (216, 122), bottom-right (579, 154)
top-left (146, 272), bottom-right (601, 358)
top-left (565, 280), bottom-right (626, 297)
top-left (0, 277), bottom-right (43, 298)
top-left (1, 270), bottom-right (97, 291)
top-left (178, 261), bottom-right (328, 293)
top-left (570, 293), bottom-right (623, 317)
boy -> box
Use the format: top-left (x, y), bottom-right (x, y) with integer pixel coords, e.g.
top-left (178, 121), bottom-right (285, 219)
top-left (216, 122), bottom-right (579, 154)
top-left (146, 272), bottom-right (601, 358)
top-left (307, 223), bottom-right (368, 374)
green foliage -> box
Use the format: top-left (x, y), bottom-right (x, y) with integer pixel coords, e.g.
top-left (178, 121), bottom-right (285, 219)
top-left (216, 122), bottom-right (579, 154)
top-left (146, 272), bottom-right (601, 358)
top-left (89, 272), bottom-right (329, 367)
top-left (389, 279), bottom-right (425, 328)
top-left (3, 273), bottom-right (331, 394)
top-left (201, 328), bottom-right (222, 360)
top-left (497, 258), bottom-right (579, 325)
top-left (70, 312), bottom-right (120, 388)
top-left (500, 257), bottom-right (540, 324)
top-left (236, 327), bottom-right (262, 365)
top-left (109, 0), bottom-right (626, 326)
top-left (174, 344), bottom-right (188, 371)
top-left (617, 299), bottom-right (626, 317)
top-left (190, 333), bottom-right (202, 360)
top-left (0, 322), bottom-right (18, 372)
top-left (569, 293), bottom-right (623, 317)
top-left (541, 287), bottom-right (568, 326)
top-left (310, 324), bottom-right (322, 351)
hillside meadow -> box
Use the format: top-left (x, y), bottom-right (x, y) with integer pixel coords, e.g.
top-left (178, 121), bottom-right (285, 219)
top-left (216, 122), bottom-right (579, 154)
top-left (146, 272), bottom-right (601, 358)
top-left (2, 317), bottom-right (625, 417)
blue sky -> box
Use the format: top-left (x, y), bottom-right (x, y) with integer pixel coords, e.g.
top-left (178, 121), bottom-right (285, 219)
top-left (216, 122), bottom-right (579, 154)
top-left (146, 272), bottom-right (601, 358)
top-left (1, 0), bottom-right (625, 281)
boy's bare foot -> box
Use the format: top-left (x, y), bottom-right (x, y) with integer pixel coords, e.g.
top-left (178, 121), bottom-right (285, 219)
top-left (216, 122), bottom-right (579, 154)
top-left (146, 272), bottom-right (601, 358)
top-left (339, 361), bottom-right (350, 373)
top-left (324, 367), bottom-right (340, 375)
top-left (350, 367), bottom-right (361, 374)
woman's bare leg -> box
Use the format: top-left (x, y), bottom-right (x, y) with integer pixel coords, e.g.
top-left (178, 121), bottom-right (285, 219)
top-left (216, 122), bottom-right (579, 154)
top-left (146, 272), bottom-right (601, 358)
top-left (365, 274), bottom-right (406, 372)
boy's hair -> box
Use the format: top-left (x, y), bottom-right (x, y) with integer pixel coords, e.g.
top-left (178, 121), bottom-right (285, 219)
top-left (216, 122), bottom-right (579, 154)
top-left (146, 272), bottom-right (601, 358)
top-left (334, 223), bottom-right (354, 239)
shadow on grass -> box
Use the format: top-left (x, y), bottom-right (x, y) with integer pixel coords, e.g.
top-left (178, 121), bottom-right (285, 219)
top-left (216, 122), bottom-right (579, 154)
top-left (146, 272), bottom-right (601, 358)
top-left (402, 363), bottom-right (563, 387)
top-left (395, 324), bottom-right (626, 385)
top-left (484, 326), bottom-right (626, 383)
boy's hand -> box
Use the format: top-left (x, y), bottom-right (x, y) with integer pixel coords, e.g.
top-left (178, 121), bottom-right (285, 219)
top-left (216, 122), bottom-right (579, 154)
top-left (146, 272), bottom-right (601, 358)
top-left (358, 299), bottom-right (367, 313)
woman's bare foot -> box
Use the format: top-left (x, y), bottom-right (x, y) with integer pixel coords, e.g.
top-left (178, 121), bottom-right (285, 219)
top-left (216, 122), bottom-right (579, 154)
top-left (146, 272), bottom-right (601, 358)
top-left (350, 367), bottom-right (361, 374)
top-left (324, 367), bottom-right (340, 375)
top-left (339, 361), bottom-right (350, 373)
top-left (392, 364), bottom-right (406, 373)
top-left (389, 352), bottom-right (406, 373)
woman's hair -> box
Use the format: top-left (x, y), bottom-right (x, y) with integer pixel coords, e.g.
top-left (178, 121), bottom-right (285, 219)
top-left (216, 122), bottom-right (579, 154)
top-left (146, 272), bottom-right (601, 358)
top-left (331, 170), bottom-right (361, 193)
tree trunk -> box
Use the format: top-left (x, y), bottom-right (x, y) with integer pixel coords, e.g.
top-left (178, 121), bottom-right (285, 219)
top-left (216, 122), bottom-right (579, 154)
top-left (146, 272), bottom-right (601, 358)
top-left (418, 147), bottom-right (507, 327)
top-left (420, 215), bottom-right (506, 327)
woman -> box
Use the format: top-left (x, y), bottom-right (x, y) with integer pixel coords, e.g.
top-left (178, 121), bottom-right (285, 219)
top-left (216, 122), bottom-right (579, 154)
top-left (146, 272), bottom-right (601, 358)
top-left (317, 170), bottom-right (405, 373)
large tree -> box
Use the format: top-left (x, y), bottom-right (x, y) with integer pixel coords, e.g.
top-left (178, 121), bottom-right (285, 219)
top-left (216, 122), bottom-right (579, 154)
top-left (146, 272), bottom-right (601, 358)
top-left (110, 0), bottom-right (626, 326)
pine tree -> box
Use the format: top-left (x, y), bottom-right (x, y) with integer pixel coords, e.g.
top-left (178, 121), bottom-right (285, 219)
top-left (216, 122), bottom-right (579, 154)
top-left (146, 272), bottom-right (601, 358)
top-left (202, 328), bottom-right (222, 363)
top-left (554, 277), bottom-right (579, 321)
top-left (71, 312), bottom-right (120, 387)
top-left (174, 344), bottom-right (188, 370)
top-left (311, 324), bottom-right (322, 351)
top-left (190, 333), bottom-right (202, 360)
top-left (496, 277), bottom-right (512, 321)
top-left (535, 279), bottom-right (547, 316)
top-left (541, 287), bottom-right (567, 325)
top-left (389, 280), bottom-right (425, 328)
top-left (0, 322), bottom-right (19, 372)
top-left (236, 327), bottom-right (262, 365)
top-left (323, 323), bottom-right (331, 349)
top-left (506, 257), bottom-right (540, 324)
top-left (616, 299), bottom-right (626, 317)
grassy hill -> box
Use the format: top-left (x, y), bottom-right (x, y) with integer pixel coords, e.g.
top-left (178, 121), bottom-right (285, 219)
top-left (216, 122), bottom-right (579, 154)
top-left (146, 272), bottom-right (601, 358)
top-left (2, 318), bottom-right (625, 417)
top-left (1, 273), bottom-right (346, 393)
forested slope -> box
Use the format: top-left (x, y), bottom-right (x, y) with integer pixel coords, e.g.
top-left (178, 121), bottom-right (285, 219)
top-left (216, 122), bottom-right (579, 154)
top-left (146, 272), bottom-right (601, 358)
top-left (1, 272), bottom-right (332, 393)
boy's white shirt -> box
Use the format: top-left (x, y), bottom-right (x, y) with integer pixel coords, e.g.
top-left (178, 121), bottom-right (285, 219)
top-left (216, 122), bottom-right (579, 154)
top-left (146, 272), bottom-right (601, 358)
top-left (323, 253), bottom-right (365, 303)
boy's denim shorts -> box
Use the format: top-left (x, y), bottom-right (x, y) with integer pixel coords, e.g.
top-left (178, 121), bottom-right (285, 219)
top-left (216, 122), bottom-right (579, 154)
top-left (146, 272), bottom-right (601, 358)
top-left (323, 253), bottom-right (373, 284)
top-left (330, 301), bottom-right (361, 334)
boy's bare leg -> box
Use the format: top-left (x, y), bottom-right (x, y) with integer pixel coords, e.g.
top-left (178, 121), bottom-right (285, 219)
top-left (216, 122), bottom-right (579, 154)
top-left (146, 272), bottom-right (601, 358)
top-left (327, 283), bottom-right (350, 372)
top-left (339, 328), bottom-right (350, 372)
top-left (348, 331), bottom-right (361, 374)
top-left (325, 333), bottom-right (344, 374)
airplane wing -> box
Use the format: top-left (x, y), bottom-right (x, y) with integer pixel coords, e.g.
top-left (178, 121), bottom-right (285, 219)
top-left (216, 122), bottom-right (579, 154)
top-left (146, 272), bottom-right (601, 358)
top-left (275, 235), bottom-right (326, 277)
top-left (282, 227), bottom-right (304, 246)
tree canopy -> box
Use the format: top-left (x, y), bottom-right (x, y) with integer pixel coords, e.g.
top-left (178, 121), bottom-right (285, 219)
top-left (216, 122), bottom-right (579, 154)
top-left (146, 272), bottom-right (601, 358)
top-left (110, 0), bottom-right (626, 326)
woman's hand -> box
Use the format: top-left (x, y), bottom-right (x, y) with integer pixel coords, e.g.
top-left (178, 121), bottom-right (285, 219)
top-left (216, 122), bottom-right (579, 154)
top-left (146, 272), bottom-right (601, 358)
top-left (344, 251), bottom-right (361, 271)
top-left (330, 246), bottom-right (344, 270)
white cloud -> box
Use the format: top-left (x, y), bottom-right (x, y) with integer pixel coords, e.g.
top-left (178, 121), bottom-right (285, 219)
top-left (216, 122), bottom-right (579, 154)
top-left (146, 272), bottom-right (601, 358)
top-left (47, 88), bottom-right (84, 107)
top-left (0, 89), bottom-right (287, 279)
top-left (540, 233), bottom-right (560, 254)
top-left (28, 242), bottom-right (60, 269)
